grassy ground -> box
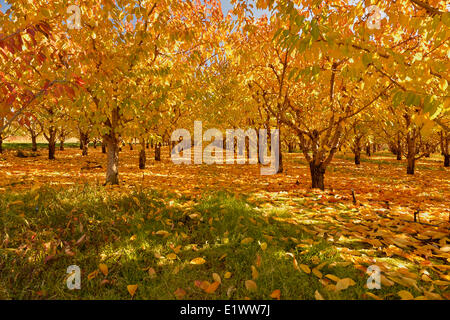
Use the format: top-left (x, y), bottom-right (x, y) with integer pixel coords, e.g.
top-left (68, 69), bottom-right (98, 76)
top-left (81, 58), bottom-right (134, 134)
top-left (0, 185), bottom-right (448, 300)
top-left (0, 144), bottom-right (449, 300)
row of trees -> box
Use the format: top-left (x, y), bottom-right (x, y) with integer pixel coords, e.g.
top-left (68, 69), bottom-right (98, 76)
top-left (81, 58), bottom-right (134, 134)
top-left (0, 0), bottom-right (449, 189)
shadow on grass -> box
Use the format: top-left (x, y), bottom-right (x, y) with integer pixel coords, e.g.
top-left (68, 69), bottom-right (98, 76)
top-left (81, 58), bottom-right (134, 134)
top-left (0, 185), bottom-right (435, 300)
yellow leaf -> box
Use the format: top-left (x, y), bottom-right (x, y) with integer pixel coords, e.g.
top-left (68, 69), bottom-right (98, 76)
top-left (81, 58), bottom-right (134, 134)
top-left (335, 278), bottom-right (356, 291)
top-left (148, 268), bottom-right (157, 278)
top-left (99, 264), bottom-right (108, 276)
top-left (366, 292), bottom-right (382, 300)
top-left (167, 253), bottom-right (177, 260)
top-left (299, 264), bottom-right (311, 274)
top-left (325, 274), bottom-right (340, 282)
top-left (260, 242), bottom-right (267, 250)
top-left (156, 230), bottom-right (169, 237)
top-left (315, 290), bottom-right (324, 300)
top-left (251, 265), bottom-right (259, 280)
top-left (312, 268), bottom-right (322, 278)
top-left (129, 234), bottom-right (137, 241)
top-left (200, 281), bottom-right (211, 290)
top-left (212, 273), bottom-right (221, 284)
top-left (190, 257), bottom-right (206, 265)
top-left (381, 275), bottom-right (394, 287)
top-left (270, 289), bottom-right (281, 300)
top-left (433, 280), bottom-right (450, 286)
top-left (241, 237), bottom-right (254, 245)
top-left (127, 284), bottom-right (138, 297)
top-left (174, 287), bottom-right (186, 299)
top-left (205, 281), bottom-right (220, 294)
top-left (245, 280), bottom-right (257, 292)
top-left (398, 290), bottom-right (414, 300)
top-left (224, 272), bottom-right (232, 279)
top-left (88, 270), bottom-right (98, 280)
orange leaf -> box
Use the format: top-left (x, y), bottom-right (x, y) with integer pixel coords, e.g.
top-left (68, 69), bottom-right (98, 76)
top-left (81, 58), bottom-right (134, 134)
top-left (270, 289), bottom-right (281, 300)
top-left (127, 284), bottom-right (138, 297)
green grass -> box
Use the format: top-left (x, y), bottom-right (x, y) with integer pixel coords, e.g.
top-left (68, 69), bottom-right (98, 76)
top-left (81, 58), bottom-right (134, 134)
top-left (0, 185), bottom-right (444, 300)
top-left (1, 142), bottom-right (81, 151)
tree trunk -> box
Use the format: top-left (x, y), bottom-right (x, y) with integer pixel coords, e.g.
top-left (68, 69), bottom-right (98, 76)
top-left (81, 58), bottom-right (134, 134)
top-left (396, 148), bottom-right (402, 161)
top-left (366, 143), bottom-right (371, 157)
top-left (0, 134), bottom-right (3, 154)
top-left (355, 151), bottom-right (361, 165)
top-left (48, 137), bottom-right (56, 160)
top-left (44, 127), bottom-right (57, 160)
top-left (31, 135), bottom-right (38, 152)
top-left (396, 133), bottom-right (402, 160)
top-left (102, 140), bottom-right (107, 154)
top-left (353, 137), bottom-right (362, 165)
top-left (406, 126), bottom-right (417, 175)
top-left (60, 139), bottom-right (64, 151)
top-left (440, 131), bottom-right (449, 167)
top-left (139, 139), bottom-right (146, 169)
top-left (288, 142), bottom-right (294, 153)
top-left (105, 136), bottom-right (120, 185)
top-left (407, 155), bottom-right (415, 174)
top-left (80, 132), bottom-right (89, 156)
top-left (309, 162), bottom-right (325, 190)
top-left (155, 143), bottom-right (161, 161)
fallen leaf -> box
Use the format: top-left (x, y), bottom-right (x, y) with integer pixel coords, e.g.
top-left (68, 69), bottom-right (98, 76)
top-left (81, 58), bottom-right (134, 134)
top-left (205, 281), bottom-right (220, 294)
top-left (241, 237), bottom-right (254, 245)
top-left (245, 280), bottom-right (257, 292)
top-left (251, 265), bottom-right (259, 280)
top-left (299, 264), bottom-right (311, 274)
top-left (127, 284), bottom-right (138, 297)
top-left (212, 273), bottom-right (221, 284)
top-left (167, 253), bottom-right (177, 260)
top-left (190, 257), bottom-right (206, 265)
top-left (174, 287), bottom-right (186, 299)
top-left (99, 263), bottom-right (108, 276)
top-left (398, 290), bottom-right (414, 300)
top-left (315, 290), bottom-right (324, 300)
top-left (270, 289), bottom-right (281, 300)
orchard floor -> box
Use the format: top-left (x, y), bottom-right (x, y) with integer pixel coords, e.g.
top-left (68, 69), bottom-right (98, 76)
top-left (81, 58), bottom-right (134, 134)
top-left (0, 144), bottom-right (449, 300)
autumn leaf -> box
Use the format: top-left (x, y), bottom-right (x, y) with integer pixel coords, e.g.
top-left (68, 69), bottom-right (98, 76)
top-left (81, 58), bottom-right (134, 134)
top-left (245, 280), bottom-right (257, 292)
top-left (190, 257), bottom-right (206, 265)
top-left (205, 281), bottom-right (220, 294)
top-left (299, 264), bottom-right (311, 274)
top-left (270, 289), bottom-right (281, 300)
top-left (241, 237), bottom-right (254, 245)
top-left (335, 278), bottom-right (356, 291)
top-left (314, 290), bottom-right (325, 300)
top-left (224, 272), bottom-right (232, 279)
top-left (398, 290), bottom-right (414, 300)
top-left (99, 264), bottom-right (108, 276)
top-left (127, 285), bottom-right (138, 298)
top-left (87, 270), bottom-right (98, 280)
top-left (312, 268), bottom-right (322, 278)
top-left (174, 288), bottom-right (186, 299)
top-left (167, 253), bottom-right (177, 260)
top-left (212, 273), bottom-right (221, 284)
top-left (251, 265), bottom-right (259, 280)
top-left (148, 268), bottom-right (157, 278)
